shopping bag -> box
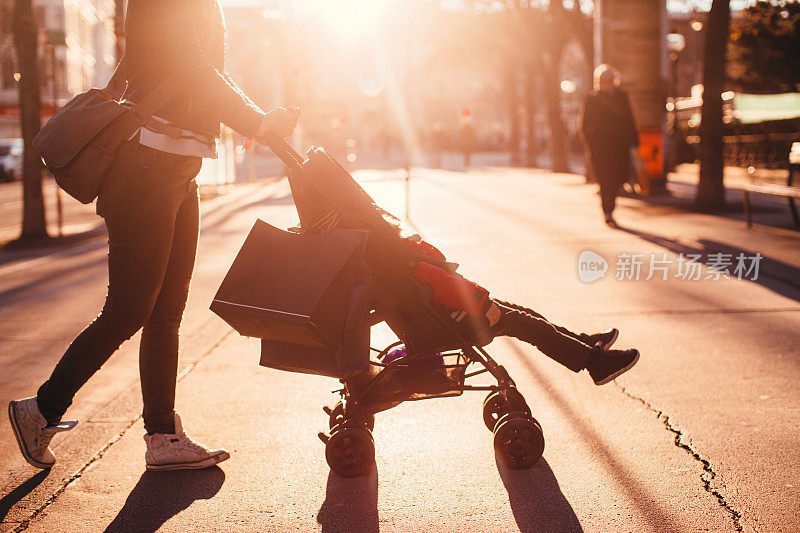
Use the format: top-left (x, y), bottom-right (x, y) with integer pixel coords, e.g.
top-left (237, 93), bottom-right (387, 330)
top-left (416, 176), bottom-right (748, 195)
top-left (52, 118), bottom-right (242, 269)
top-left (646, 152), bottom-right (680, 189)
top-left (211, 219), bottom-right (372, 379)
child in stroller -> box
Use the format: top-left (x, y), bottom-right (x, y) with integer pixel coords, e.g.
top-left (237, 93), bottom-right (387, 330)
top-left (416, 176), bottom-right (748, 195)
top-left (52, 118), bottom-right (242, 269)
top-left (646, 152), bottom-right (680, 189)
top-left (403, 234), bottom-right (640, 386)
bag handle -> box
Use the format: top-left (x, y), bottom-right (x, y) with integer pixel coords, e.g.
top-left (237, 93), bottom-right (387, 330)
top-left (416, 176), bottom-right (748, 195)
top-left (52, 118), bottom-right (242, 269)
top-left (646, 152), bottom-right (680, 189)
top-left (103, 56), bottom-right (128, 100)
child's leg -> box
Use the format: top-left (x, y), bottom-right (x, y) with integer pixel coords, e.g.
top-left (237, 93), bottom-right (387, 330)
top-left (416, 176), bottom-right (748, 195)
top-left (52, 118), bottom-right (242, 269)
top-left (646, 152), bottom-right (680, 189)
top-left (493, 300), bottom-right (617, 348)
top-left (490, 302), bottom-right (597, 373)
top-left (493, 300), bottom-right (585, 341)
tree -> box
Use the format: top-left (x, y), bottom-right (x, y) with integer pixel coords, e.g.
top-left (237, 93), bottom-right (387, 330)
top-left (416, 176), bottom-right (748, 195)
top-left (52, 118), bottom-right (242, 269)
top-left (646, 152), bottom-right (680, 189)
top-left (543, 0), bottom-right (569, 172)
top-left (461, 0), bottom-right (590, 171)
top-left (728, 1), bottom-right (800, 94)
top-left (696, 0), bottom-right (731, 210)
top-left (12, 0), bottom-right (48, 241)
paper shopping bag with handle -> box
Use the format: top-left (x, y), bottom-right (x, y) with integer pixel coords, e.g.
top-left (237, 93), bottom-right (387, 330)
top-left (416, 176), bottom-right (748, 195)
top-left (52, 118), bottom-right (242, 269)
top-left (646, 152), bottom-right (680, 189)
top-left (211, 219), bottom-right (372, 379)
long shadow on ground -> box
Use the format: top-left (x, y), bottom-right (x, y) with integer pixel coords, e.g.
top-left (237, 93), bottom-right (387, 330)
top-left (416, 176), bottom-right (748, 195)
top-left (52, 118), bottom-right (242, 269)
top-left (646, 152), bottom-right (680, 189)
top-left (616, 224), bottom-right (800, 303)
top-left (104, 467), bottom-right (225, 533)
top-left (317, 466), bottom-right (379, 533)
top-left (497, 457), bottom-right (583, 533)
top-left (0, 469), bottom-right (50, 523)
top-left (504, 339), bottom-right (685, 531)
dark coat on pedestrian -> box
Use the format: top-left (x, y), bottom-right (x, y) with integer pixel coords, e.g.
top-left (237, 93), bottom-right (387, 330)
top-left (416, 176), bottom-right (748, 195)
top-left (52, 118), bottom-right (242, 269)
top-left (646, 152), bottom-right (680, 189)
top-left (123, 0), bottom-right (264, 139)
top-left (581, 88), bottom-right (639, 186)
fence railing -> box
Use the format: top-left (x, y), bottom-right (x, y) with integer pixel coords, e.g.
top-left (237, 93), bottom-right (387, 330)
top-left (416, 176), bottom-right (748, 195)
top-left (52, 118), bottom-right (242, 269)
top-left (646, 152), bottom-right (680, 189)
top-left (684, 132), bottom-right (799, 168)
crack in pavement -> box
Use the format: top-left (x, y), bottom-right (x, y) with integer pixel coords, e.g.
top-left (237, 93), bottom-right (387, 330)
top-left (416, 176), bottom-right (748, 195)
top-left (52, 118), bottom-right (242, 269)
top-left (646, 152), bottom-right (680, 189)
top-left (614, 382), bottom-right (744, 532)
top-left (10, 330), bottom-right (234, 532)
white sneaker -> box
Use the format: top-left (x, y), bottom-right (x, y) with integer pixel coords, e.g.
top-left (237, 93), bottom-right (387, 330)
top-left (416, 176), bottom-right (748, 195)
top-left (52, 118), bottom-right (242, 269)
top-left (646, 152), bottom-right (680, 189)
top-left (8, 397), bottom-right (77, 469)
top-left (144, 412), bottom-right (230, 471)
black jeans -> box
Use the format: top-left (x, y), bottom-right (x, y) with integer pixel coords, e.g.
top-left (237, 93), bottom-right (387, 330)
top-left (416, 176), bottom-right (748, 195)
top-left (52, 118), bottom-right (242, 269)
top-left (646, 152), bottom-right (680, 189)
top-left (490, 300), bottom-right (596, 373)
top-left (37, 141), bottom-right (203, 434)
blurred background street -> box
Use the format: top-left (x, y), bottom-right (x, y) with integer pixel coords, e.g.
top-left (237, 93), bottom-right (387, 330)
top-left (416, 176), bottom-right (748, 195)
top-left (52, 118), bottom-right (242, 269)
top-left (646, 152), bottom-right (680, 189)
top-left (1, 0), bottom-right (800, 531)
top-left (1, 158), bottom-right (798, 531)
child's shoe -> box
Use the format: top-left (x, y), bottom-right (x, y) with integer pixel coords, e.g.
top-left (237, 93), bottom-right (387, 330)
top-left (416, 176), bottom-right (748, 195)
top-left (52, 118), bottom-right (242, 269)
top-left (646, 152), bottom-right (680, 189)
top-left (587, 348), bottom-right (640, 385)
top-left (581, 328), bottom-right (619, 350)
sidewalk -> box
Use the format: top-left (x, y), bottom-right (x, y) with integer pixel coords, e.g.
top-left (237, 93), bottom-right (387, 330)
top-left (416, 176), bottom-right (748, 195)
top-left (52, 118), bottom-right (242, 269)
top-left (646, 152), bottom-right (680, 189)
top-left (1, 162), bottom-right (798, 532)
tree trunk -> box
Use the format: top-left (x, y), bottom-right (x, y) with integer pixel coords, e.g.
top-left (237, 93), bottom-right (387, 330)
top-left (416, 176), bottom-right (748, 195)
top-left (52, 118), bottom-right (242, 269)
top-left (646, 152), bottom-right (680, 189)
top-left (696, 0), bottom-right (731, 210)
top-left (544, 62), bottom-right (568, 173)
top-left (524, 58), bottom-right (538, 166)
top-left (13, 0), bottom-right (48, 241)
top-left (545, 1), bottom-right (569, 173)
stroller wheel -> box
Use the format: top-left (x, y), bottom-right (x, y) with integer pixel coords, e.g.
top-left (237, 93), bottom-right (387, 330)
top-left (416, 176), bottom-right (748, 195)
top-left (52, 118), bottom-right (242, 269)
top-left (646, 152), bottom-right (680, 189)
top-left (483, 389), bottom-right (532, 431)
top-left (483, 392), bottom-right (507, 431)
top-left (327, 401), bottom-right (375, 432)
top-left (325, 427), bottom-right (375, 478)
top-left (493, 414), bottom-right (544, 469)
top-left (327, 401), bottom-right (345, 429)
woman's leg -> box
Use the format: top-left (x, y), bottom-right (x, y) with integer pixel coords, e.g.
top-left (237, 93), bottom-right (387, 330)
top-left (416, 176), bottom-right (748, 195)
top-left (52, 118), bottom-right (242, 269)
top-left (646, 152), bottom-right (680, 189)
top-left (139, 185), bottom-right (200, 435)
top-left (35, 143), bottom-right (198, 425)
top-left (35, 216), bottom-right (179, 424)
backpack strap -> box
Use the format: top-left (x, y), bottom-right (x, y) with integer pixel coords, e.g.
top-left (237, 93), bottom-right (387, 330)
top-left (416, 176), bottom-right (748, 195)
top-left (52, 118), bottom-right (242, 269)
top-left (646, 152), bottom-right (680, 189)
top-left (106, 53), bottom-right (188, 127)
top-left (103, 55), bottom-right (128, 100)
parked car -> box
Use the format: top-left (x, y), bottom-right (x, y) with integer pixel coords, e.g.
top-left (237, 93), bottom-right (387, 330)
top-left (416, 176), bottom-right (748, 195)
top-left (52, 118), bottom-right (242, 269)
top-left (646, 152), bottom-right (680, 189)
top-left (0, 138), bottom-right (23, 181)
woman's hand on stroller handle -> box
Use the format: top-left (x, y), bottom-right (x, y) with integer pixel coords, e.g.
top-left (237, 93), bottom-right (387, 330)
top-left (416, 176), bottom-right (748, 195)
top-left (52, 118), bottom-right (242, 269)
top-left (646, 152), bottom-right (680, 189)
top-left (256, 106), bottom-right (300, 141)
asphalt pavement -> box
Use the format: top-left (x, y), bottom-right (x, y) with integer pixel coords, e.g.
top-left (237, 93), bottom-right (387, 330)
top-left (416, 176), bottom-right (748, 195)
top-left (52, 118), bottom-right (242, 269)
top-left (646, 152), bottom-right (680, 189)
top-left (0, 158), bottom-right (798, 532)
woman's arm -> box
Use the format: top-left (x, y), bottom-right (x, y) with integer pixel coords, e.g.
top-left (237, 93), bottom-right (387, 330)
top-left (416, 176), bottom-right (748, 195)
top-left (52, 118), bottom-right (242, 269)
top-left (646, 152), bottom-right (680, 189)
top-left (143, 0), bottom-right (265, 137)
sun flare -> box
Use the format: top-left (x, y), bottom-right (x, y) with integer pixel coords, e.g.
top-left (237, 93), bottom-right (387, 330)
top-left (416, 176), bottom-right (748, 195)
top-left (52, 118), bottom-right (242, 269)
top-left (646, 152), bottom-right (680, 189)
top-left (305, 0), bottom-right (395, 40)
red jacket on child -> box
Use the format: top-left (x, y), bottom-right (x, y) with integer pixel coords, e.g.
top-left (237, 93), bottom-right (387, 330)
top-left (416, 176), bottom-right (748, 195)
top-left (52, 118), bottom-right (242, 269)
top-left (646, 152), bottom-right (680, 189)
top-left (404, 238), bottom-right (490, 316)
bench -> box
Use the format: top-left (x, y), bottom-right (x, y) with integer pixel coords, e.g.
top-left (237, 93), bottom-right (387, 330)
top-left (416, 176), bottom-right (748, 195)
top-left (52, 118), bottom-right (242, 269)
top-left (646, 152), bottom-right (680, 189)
top-left (742, 142), bottom-right (800, 228)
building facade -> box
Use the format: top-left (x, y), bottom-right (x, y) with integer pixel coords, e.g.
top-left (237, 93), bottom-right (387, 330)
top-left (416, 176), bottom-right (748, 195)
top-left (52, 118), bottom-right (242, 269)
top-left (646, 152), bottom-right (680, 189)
top-left (0, 0), bottom-right (116, 138)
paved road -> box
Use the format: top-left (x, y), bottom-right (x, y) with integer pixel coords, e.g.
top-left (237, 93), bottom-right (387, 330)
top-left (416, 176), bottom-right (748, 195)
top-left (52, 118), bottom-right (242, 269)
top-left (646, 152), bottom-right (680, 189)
top-left (1, 164), bottom-right (798, 532)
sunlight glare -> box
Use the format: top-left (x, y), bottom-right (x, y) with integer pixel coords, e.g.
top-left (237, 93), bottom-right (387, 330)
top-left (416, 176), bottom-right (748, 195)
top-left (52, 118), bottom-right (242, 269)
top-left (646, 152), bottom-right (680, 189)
top-left (306, 0), bottom-right (394, 40)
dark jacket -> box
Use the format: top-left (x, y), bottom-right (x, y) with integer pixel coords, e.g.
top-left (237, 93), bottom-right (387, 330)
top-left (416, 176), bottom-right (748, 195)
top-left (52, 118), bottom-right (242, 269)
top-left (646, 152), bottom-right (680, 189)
top-left (123, 0), bottom-right (264, 138)
top-left (581, 88), bottom-right (639, 151)
top-left (581, 88), bottom-right (639, 183)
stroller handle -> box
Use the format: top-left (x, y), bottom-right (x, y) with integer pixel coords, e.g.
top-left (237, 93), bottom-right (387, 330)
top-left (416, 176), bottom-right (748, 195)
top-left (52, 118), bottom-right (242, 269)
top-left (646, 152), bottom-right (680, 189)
top-left (262, 131), bottom-right (306, 171)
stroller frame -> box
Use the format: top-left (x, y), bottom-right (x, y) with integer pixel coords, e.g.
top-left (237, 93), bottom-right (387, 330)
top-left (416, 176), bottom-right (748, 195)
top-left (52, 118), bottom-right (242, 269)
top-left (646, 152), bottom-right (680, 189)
top-left (264, 134), bottom-right (545, 477)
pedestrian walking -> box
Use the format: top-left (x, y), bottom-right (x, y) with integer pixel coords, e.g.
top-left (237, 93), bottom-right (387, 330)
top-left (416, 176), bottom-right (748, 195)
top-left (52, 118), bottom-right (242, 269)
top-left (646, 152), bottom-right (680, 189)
top-left (430, 122), bottom-right (446, 169)
top-left (459, 110), bottom-right (476, 170)
top-left (581, 65), bottom-right (639, 226)
top-left (9, 0), bottom-right (298, 472)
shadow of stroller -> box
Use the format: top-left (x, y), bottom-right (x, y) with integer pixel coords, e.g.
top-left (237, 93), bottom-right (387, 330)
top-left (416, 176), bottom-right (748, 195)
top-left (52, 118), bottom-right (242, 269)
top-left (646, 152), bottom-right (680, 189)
top-left (0, 469), bottom-right (50, 523)
top-left (104, 467), bottom-right (225, 533)
top-left (317, 467), bottom-right (379, 533)
top-left (497, 457), bottom-right (583, 533)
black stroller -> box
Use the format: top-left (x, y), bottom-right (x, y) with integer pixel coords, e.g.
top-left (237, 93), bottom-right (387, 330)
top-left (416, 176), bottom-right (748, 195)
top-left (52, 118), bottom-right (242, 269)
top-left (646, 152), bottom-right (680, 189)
top-left (212, 135), bottom-right (545, 477)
